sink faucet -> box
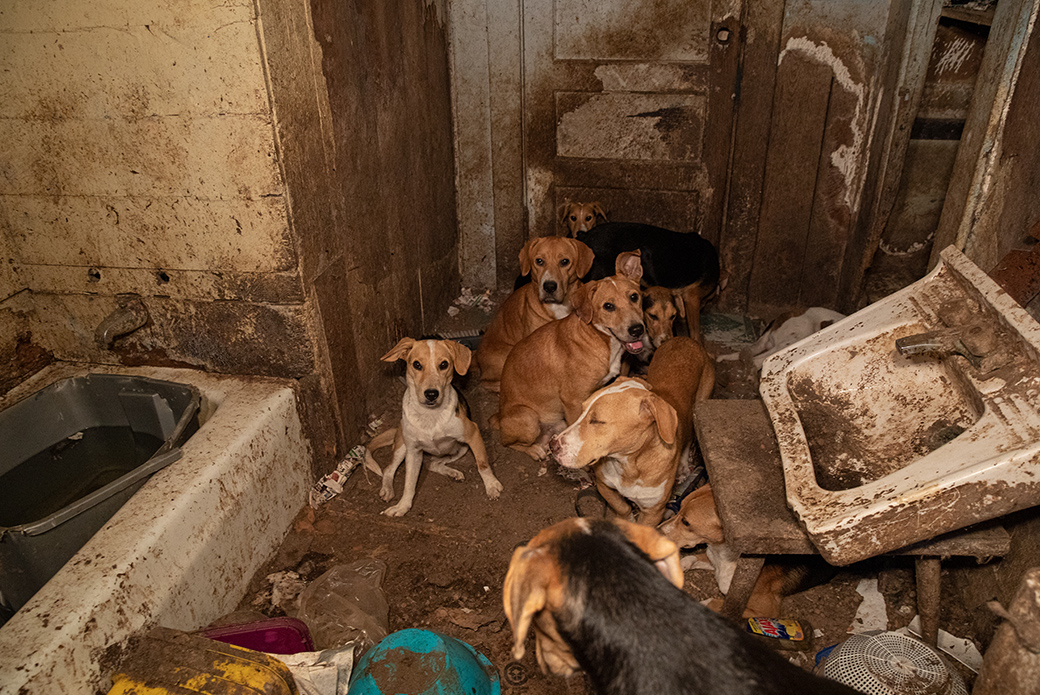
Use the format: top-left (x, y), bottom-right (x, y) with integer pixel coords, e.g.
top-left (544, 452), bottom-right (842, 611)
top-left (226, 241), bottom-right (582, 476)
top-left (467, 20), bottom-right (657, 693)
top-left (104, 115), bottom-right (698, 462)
top-left (895, 323), bottom-right (998, 371)
top-left (95, 298), bottom-right (149, 348)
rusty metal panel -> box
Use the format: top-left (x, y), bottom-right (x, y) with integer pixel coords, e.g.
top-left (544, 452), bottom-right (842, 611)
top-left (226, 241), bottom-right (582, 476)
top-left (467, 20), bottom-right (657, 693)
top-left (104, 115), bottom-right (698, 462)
top-left (553, 0), bottom-right (711, 62)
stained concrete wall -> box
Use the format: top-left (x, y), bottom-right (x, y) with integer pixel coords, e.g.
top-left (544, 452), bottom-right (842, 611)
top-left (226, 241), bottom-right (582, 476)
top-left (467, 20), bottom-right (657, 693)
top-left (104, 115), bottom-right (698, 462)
top-left (0, 0), bottom-right (459, 466)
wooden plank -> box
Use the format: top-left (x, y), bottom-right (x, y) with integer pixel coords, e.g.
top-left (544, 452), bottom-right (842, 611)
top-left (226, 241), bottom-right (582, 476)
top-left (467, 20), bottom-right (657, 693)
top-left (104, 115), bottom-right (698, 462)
top-left (718, 0), bottom-right (786, 313)
top-left (702, 13), bottom-right (743, 248)
top-left (747, 55), bottom-right (832, 314)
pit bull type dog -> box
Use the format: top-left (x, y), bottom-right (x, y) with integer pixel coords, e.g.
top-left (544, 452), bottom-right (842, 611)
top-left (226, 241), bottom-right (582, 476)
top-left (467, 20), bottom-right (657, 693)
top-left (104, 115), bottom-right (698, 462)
top-left (504, 517), bottom-right (858, 695)
top-left (365, 337), bottom-right (502, 517)
top-left (550, 336), bottom-right (714, 525)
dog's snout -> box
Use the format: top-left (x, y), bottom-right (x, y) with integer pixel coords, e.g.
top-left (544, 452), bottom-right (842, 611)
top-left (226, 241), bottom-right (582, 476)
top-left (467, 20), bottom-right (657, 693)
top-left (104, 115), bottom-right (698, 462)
top-left (424, 388), bottom-right (439, 403)
top-left (628, 324), bottom-right (645, 339)
top-left (542, 280), bottom-right (558, 295)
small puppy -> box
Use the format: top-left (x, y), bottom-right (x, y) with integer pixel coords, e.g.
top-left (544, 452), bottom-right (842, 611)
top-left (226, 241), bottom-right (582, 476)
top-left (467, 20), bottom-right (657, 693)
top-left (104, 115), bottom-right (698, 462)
top-left (559, 201), bottom-right (607, 236)
top-left (504, 517), bottom-right (858, 695)
top-left (551, 337), bottom-right (714, 526)
top-left (478, 236), bottom-right (594, 391)
top-left (494, 252), bottom-right (646, 461)
top-left (748, 307), bottom-right (846, 368)
top-left (575, 222), bottom-right (720, 337)
top-left (658, 484), bottom-right (832, 618)
top-left (365, 337), bottom-right (502, 517)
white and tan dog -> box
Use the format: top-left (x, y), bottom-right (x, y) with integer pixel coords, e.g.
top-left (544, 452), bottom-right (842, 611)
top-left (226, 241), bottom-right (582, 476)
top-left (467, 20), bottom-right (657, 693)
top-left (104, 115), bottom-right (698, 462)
top-left (748, 307), bottom-right (846, 368)
top-left (365, 337), bottom-right (502, 517)
top-left (550, 336), bottom-right (714, 525)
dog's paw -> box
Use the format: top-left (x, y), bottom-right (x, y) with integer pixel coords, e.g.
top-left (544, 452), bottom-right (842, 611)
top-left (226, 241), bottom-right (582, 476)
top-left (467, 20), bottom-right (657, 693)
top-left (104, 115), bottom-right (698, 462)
top-left (379, 484), bottom-right (395, 502)
top-left (382, 503), bottom-right (411, 517)
top-left (430, 462), bottom-right (465, 481)
top-left (483, 477), bottom-right (504, 499)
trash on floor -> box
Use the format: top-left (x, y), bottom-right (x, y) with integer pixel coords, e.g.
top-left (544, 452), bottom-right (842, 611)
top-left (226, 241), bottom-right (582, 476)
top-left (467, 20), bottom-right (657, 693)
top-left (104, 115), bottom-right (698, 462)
top-left (274, 645), bottom-right (355, 695)
top-left (850, 577), bottom-right (888, 633)
top-left (816, 630), bottom-right (968, 695)
top-left (259, 570), bottom-right (310, 613)
top-left (201, 615), bottom-right (314, 654)
top-left (296, 560), bottom-right (390, 654)
top-left (348, 629), bottom-right (500, 695)
top-left (900, 615), bottom-right (984, 673)
top-left (310, 446), bottom-right (367, 509)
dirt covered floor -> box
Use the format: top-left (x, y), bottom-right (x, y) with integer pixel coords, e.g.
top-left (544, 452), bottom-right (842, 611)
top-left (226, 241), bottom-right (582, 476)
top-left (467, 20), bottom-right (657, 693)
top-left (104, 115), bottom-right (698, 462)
top-left (233, 301), bottom-right (986, 693)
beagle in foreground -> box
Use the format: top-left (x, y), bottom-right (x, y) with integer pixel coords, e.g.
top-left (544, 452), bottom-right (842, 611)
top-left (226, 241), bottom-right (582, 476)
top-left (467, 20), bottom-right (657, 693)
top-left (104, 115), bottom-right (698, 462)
top-left (504, 518), bottom-right (858, 695)
top-left (477, 236), bottom-right (594, 391)
top-left (365, 338), bottom-right (502, 517)
top-left (658, 484), bottom-right (834, 618)
top-left (551, 336), bottom-right (714, 525)
top-left (559, 201), bottom-right (607, 236)
top-left (494, 252), bottom-right (646, 461)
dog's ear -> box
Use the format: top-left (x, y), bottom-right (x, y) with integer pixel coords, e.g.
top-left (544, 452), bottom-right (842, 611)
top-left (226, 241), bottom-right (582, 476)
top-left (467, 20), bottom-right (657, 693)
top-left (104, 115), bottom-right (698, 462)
top-left (570, 281), bottom-right (594, 323)
top-left (519, 239), bottom-right (538, 277)
top-left (641, 392), bottom-right (678, 446)
top-left (615, 250), bottom-right (643, 281)
top-left (380, 337), bottom-right (415, 363)
top-left (613, 519), bottom-right (684, 589)
top-left (591, 202), bottom-right (607, 222)
top-left (503, 546), bottom-right (555, 661)
top-left (671, 289), bottom-right (687, 318)
top-left (444, 340), bottom-right (472, 376)
top-left (557, 202), bottom-right (572, 226)
top-left (680, 484), bottom-right (725, 545)
top-left (570, 238), bottom-right (595, 278)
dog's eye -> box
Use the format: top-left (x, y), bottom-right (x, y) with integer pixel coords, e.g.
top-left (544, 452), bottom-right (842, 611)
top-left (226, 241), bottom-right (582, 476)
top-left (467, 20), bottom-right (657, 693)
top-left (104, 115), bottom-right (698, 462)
top-left (588, 417), bottom-right (604, 425)
top-left (439, 360), bottom-right (449, 370)
top-left (603, 302), bottom-right (615, 312)
top-left (412, 360), bottom-right (423, 371)
top-left (584, 215), bottom-right (593, 222)
top-left (559, 258), bottom-right (570, 267)
top-left (535, 257), bottom-right (545, 266)
top-left (569, 215), bottom-right (577, 222)
top-left (680, 517), bottom-right (691, 527)
top-left (630, 292), bottom-right (639, 302)
top-left (648, 313), bottom-right (659, 321)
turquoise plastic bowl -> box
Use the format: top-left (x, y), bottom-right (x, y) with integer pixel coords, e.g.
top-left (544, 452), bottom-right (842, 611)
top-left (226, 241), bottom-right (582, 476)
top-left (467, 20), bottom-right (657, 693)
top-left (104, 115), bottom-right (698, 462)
top-left (347, 629), bottom-right (501, 695)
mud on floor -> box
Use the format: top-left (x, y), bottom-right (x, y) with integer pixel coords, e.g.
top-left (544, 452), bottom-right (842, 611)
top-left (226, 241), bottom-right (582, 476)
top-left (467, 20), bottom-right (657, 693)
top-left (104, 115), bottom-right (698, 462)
top-left (233, 309), bottom-right (987, 693)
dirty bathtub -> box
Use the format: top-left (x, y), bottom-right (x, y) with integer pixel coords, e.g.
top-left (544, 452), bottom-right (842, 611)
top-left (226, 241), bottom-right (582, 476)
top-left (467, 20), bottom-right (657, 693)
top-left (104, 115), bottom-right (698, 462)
top-left (0, 364), bottom-right (312, 695)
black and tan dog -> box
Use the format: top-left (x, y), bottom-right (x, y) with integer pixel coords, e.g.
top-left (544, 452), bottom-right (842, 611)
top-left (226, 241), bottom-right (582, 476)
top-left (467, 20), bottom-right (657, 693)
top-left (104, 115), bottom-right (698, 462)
top-left (504, 518), bottom-right (858, 695)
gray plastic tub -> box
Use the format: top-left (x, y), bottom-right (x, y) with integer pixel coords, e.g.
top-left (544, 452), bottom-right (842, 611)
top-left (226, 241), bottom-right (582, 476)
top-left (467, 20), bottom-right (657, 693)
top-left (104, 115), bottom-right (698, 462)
top-left (0, 374), bottom-right (201, 614)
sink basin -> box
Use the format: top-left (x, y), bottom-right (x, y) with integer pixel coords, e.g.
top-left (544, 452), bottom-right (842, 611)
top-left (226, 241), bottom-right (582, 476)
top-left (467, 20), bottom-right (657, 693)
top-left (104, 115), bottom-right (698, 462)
top-left (761, 246), bottom-right (1040, 565)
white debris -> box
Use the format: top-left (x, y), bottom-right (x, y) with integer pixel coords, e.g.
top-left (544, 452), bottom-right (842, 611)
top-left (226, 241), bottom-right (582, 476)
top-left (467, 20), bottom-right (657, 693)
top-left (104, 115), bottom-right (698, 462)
top-left (850, 578), bottom-right (888, 633)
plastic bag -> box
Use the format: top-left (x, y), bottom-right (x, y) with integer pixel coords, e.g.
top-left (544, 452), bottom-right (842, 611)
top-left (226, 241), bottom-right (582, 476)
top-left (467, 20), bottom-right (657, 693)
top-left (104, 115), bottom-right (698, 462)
top-left (295, 560), bottom-right (389, 655)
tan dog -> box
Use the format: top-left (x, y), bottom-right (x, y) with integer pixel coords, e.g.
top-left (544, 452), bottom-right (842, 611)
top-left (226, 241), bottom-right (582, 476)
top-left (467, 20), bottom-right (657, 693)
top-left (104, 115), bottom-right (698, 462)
top-left (503, 517), bottom-right (683, 678)
top-left (559, 201), bottom-right (607, 237)
top-left (494, 252), bottom-right (646, 461)
top-left (364, 338), bottom-right (502, 517)
top-left (658, 484), bottom-right (807, 618)
top-left (622, 285), bottom-right (684, 375)
top-left (550, 336), bottom-right (714, 525)
top-left (477, 236), bottom-right (594, 392)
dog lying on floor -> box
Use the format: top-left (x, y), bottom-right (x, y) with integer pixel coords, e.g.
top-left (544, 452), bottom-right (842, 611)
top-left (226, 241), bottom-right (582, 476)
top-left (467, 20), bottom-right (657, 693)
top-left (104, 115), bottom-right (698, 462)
top-left (550, 336), bottom-right (714, 525)
top-left (364, 337), bottom-right (502, 517)
top-left (493, 252), bottom-right (646, 461)
top-left (477, 236), bottom-right (594, 391)
top-left (560, 201), bottom-right (608, 236)
top-left (575, 222), bottom-right (721, 337)
top-left (748, 307), bottom-right (846, 368)
top-left (504, 517), bottom-right (858, 695)
top-left (658, 484), bottom-right (836, 619)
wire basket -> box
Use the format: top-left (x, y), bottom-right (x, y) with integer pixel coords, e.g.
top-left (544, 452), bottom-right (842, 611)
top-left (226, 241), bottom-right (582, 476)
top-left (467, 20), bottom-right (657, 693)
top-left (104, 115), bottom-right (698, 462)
top-left (822, 632), bottom-right (967, 695)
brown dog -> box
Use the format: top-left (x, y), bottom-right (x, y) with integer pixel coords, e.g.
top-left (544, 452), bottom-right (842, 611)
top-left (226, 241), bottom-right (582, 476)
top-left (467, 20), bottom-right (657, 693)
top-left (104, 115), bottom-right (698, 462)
top-left (559, 201), bottom-right (607, 237)
top-left (494, 252), bottom-right (646, 461)
top-left (622, 285), bottom-right (684, 375)
top-left (477, 236), bottom-right (594, 392)
top-left (658, 484), bottom-right (819, 618)
top-left (550, 336), bottom-right (714, 525)
top-left (364, 338), bottom-right (502, 517)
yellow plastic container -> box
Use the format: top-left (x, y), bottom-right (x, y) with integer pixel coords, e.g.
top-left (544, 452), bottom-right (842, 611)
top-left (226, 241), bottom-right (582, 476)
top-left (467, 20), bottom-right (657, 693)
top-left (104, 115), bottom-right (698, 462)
top-left (108, 626), bottom-right (297, 695)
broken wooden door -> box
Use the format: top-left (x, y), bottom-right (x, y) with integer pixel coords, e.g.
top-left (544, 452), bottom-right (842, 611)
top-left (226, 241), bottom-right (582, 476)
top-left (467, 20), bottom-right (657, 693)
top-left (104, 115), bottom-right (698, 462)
top-left (522, 0), bottom-right (742, 244)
